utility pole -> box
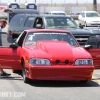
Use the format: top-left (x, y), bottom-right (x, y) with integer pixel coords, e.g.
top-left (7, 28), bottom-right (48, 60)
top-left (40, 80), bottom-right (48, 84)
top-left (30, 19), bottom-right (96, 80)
top-left (15, 0), bottom-right (16, 2)
top-left (35, 0), bottom-right (36, 3)
top-left (51, 0), bottom-right (52, 6)
top-left (93, 0), bottom-right (97, 11)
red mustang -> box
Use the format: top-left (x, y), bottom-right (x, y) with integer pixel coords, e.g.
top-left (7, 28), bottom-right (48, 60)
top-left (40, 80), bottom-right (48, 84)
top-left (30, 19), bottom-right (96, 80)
top-left (0, 30), bottom-right (94, 83)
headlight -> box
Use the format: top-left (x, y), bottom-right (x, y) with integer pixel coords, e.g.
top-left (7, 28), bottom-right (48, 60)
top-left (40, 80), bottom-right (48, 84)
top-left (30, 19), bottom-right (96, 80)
top-left (29, 58), bottom-right (51, 66)
top-left (74, 59), bottom-right (93, 66)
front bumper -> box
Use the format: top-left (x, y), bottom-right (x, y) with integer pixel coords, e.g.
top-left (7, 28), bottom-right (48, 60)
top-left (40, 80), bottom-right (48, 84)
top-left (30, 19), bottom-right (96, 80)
top-left (26, 65), bottom-right (94, 81)
top-left (86, 22), bottom-right (100, 27)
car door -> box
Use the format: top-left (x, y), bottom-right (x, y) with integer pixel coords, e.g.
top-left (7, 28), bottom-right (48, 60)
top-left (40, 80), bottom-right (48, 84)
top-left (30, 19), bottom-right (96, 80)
top-left (0, 32), bottom-right (22, 70)
top-left (86, 34), bottom-right (100, 69)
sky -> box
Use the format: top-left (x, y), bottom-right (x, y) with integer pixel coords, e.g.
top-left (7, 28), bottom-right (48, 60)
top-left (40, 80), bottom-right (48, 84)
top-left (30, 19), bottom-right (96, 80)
top-left (0, 0), bottom-right (100, 4)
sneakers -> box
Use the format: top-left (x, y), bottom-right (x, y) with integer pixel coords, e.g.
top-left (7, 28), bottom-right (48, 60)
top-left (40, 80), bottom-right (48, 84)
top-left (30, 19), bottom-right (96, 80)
top-left (0, 71), bottom-right (11, 77)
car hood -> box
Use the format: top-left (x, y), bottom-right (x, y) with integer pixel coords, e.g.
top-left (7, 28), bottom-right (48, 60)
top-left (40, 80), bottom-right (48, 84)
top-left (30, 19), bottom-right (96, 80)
top-left (66, 28), bottom-right (92, 35)
top-left (85, 17), bottom-right (100, 22)
top-left (84, 27), bottom-right (100, 34)
top-left (24, 41), bottom-right (91, 62)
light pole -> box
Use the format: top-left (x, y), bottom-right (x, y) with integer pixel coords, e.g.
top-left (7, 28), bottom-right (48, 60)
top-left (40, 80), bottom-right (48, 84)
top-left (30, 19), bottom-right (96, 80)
top-left (93, 0), bottom-right (97, 11)
top-left (35, 0), bottom-right (36, 3)
top-left (51, 0), bottom-right (52, 6)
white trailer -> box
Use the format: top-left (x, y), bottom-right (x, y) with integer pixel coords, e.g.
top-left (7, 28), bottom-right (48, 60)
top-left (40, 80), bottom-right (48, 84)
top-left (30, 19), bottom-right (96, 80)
top-left (42, 7), bottom-right (67, 15)
top-left (70, 7), bottom-right (87, 15)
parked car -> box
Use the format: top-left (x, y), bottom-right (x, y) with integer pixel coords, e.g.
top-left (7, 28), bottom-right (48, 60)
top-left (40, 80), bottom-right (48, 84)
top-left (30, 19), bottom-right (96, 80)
top-left (0, 30), bottom-right (94, 83)
top-left (78, 11), bottom-right (100, 27)
top-left (6, 8), bottom-right (92, 46)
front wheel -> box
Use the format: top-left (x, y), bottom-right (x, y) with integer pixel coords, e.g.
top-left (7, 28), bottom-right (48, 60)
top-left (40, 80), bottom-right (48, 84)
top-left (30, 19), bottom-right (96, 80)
top-left (22, 61), bottom-right (31, 83)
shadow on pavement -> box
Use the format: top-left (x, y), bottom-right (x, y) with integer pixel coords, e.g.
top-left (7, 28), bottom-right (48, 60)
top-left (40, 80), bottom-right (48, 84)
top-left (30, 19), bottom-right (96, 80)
top-left (28, 80), bottom-right (100, 87)
top-left (0, 75), bottom-right (100, 87)
top-left (0, 76), bottom-right (23, 81)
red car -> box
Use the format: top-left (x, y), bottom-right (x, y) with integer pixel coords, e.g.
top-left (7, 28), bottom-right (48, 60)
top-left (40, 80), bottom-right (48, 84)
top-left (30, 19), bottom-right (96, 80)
top-left (0, 30), bottom-right (94, 83)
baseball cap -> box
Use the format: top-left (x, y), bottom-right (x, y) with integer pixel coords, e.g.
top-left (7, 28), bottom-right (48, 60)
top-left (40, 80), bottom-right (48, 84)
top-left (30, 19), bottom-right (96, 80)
top-left (0, 19), bottom-right (7, 23)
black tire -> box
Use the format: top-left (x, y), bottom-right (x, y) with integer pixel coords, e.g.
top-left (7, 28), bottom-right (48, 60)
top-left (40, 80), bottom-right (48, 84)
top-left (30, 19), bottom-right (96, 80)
top-left (79, 22), bottom-right (81, 26)
top-left (22, 61), bottom-right (31, 83)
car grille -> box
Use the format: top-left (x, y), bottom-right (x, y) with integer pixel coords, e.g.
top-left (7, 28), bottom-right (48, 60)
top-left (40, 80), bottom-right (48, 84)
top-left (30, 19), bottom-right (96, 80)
top-left (74, 35), bottom-right (90, 46)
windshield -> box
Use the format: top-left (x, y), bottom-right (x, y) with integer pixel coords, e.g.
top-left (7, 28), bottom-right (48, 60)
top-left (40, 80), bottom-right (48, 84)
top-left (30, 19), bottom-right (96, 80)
top-left (24, 32), bottom-right (79, 46)
top-left (86, 12), bottom-right (100, 17)
top-left (45, 17), bottom-right (79, 29)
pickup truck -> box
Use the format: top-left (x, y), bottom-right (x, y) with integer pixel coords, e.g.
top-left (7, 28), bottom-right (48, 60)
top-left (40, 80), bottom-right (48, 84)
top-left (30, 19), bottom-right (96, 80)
top-left (6, 9), bottom-right (92, 46)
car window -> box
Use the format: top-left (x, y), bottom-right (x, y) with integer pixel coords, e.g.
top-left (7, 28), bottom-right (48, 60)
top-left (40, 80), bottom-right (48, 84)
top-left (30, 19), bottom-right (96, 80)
top-left (86, 12), bottom-right (100, 17)
top-left (45, 17), bottom-right (79, 29)
top-left (86, 35), bottom-right (100, 48)
top-left (82, 12), bottom-right (85, 17)
top-left (0, 32), bottom-right (15, 47)
top-left (10, 15), bottom-right (25, 27)
top-left (33, 17), bottom-right (43, 28)
top-left (24, 32), bottom-right (79, 47)
top-left (24, 17), bottom-right (35, 27)
top-left (16, 31), bottom-right (27, 46)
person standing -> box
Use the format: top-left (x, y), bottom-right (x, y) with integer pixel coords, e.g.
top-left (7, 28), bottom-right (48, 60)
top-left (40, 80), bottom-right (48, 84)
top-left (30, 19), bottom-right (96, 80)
top-left (0, 19), bottom-right (11, 76)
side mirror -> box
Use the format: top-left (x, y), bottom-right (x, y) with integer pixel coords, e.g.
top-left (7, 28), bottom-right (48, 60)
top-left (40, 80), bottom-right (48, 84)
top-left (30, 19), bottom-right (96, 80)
top-left (79, 25), bottom-right (83, 29)
top-left (84, 45), bottom-right (93, 49)
top-left (10, 43), bottom-right (18, 48)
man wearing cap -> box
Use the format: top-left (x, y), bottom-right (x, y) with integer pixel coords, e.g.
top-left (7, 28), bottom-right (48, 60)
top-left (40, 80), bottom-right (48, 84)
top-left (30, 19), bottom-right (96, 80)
top-left (0, 19), bottom-right (11, 76)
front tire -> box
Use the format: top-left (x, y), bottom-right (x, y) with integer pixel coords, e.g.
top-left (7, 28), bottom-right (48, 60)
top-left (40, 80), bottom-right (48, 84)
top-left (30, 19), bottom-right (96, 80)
top-left (22, 61), bottom-right (31, 83)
